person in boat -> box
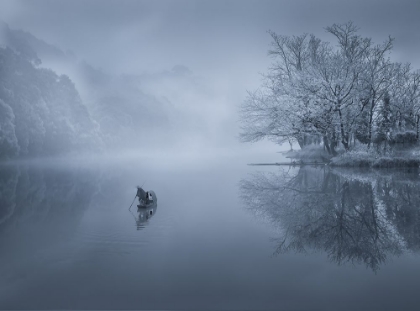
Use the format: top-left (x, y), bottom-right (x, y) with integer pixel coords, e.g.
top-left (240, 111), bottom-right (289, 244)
top-left (136, 186), bottom-right (149, 205)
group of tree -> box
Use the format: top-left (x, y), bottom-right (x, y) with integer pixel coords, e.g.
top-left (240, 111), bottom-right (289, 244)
top-left (240, 22), bottom-right (420, 155)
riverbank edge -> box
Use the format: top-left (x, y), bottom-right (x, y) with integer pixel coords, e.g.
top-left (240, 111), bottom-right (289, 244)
top-left (329, 153), bottom-right (420, 168)
top-left (281, 148), bottom-right (420, 168)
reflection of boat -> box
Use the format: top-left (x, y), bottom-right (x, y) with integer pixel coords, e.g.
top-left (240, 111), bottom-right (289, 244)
top-left (137, 190), bottom-right (157, 208)
top-left (136, 198), bottom-right (157, 230)
top-left (137, 205), bottom-right (157, 221)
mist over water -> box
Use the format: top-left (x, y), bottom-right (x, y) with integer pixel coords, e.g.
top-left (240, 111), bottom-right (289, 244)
top-left (1, 1), bottom-right (420, 310)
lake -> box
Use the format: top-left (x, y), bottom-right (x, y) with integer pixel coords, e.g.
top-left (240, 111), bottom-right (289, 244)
top-left (1, 156), bottom-right (420, 310)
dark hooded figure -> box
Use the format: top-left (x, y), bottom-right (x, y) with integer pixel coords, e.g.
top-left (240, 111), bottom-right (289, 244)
top-left (136, 186), bottom-right (148, 204)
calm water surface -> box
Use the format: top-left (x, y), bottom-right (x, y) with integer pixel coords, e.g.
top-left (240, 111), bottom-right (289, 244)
top-left (1, 157), bottom-right (420, 310)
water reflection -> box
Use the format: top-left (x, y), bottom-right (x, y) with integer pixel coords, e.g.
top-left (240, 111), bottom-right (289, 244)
top-left (0, 164), bottom-right (101, 285)
top-left (136, 203), bottom-right (157, 230)
top-left (0, 164), bottom-right (99, 235)
top-left (240, 167), bottom-right (420, 271)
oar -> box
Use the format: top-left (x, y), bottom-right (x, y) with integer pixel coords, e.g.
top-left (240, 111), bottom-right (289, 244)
top-left (128, 194), bottom-right (137, 211)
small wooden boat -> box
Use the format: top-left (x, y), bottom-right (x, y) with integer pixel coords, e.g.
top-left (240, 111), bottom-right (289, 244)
top-left (137, 190), bottom-right (157, 208)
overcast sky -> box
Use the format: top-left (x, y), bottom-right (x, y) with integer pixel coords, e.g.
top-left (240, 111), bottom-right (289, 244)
top-left (1, 0), bottom-right (419, 158)
top-left (1, 0), bottom-right (419, 82)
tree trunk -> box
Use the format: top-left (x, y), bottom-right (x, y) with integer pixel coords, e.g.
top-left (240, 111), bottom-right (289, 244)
top-left (323, 135), bottom-right (337, 156)
top-left (297, 137), bottom-right (304, 149)
top-left (367, 100), bottom-right (375, 149)
top-left (338, 107), bottom-right (349, 151)
top-left (323, 135), bottom-right (332, 155)
top-left (288, 138), bottom-right (293, 150)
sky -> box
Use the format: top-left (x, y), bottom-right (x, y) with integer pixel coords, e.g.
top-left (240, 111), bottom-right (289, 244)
top-left (1, 0), bottom-right (419, 159)
top-left (1, 0), bottom-right (419, 77)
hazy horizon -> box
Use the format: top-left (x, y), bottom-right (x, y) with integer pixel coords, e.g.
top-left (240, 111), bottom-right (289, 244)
top-left (1, 0), bottom-right (419, 161)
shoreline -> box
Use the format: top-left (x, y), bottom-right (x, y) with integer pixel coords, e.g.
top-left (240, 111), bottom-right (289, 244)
top-left (257, 148), bottom-right (420, 168)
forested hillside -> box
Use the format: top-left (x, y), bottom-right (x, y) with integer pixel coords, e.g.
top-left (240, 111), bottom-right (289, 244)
top-left (0, 45), bottom-right (102, 158)
top-left (0, 22), bottom-right (179, 158)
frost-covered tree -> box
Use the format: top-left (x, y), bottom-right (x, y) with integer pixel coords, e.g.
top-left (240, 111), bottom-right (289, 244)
top-left (240, 22), bottom-right (420, 154)
top-left (359, 36), bottom-right (394, 148)
top-left (384, 65), bottom-right (420, 147)
top-left (306, 22), bottom-right (370, 151)
top-left (374, 92), bottom-right (393, 152)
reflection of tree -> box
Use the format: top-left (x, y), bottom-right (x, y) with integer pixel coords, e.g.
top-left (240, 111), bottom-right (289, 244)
top-left (377, 173), bottom-right (420, 252)
top-left (240, 167), bottom-right (420, 271)
top-left (0, 166), bottom-right (19, 226)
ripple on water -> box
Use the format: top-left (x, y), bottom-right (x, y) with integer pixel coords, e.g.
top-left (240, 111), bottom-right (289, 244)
top-left (71, 206), bottom-right (176, 253)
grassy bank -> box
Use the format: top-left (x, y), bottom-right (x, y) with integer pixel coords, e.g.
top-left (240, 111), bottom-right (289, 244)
top-left (330, 151), bottom-right (420, 168)
top-left (285, 145), bottom-right (420, 168)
